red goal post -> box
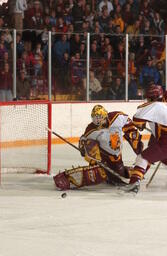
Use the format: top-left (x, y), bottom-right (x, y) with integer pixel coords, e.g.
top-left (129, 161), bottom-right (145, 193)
top-left (0, 100), bottom-right (52, 179)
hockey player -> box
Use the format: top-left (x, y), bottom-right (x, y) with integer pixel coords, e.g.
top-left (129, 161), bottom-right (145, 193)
top-left (122, 84), bottom-right (167, 193)
top-left (53, 105), bottom-right (143, 190)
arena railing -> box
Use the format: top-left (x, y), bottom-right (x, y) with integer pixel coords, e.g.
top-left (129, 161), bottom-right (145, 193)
top-left (1, 29), bottom-right (166, 102)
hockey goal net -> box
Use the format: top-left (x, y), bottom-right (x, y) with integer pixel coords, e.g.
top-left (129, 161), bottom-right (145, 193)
top-left (0, 101), bottom-right (52, 178)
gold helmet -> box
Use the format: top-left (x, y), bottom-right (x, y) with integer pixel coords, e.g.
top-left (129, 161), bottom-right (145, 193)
top-left (91, 105), bottom-right (108, 126)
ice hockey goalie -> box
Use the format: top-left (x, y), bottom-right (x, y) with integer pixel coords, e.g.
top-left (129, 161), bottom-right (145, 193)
top-left (53, 105), bottom-right (143, 191)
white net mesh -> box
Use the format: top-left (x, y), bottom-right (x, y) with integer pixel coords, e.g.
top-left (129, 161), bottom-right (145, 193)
top-left (0, 102), bottom-right (50, 173)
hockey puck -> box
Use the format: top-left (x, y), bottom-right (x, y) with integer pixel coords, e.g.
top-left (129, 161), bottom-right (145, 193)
top-left (61, 192), bottom-right (67, 198)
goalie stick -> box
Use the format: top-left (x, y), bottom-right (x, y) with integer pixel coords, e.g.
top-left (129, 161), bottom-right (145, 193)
top-left (47, 127), bottom-right (128, 184)
top-left (146, 161), bottom-right (161, 188)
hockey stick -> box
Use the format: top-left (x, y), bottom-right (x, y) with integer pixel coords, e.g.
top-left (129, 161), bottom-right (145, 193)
top-left (47, 127), bottom-right (128, 183)
top-left (47, 128), bottom-right (79, 151)
top-left (146, 161), bottom-right (161, 188)
top-left (83, 143), bottom-right (128, 183)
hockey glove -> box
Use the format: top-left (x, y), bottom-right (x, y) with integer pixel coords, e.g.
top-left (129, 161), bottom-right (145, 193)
top-left (124, 130), bottom-right (144, 155)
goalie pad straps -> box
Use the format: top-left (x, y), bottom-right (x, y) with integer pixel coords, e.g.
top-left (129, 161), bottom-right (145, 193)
top-left (53, 165), bottom-right (107, 190)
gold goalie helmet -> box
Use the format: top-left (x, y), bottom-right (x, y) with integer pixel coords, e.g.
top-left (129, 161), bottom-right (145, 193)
top-left (91, 105), bottom-right (108, 126)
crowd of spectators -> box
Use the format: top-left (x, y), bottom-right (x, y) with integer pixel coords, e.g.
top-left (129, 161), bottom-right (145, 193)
top-left (0, 0), bottom-right (166, 101)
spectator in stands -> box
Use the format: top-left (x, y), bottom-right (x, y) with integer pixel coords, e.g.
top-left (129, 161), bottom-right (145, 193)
top-left (0, 33), bottom-right (9, 50)
top-left (42, 0), bottom-right (55, 11)
top-left (139, 0), bottom-right (151, 19)
top-left (122, 3), bottom-right (134, 28)
top-left (30, 10), bottom-right (43, 30)
top-left (128, 52), bottom-right (136, 76)
top-left (0, 0), bottom-right (164, 102)
top-left (0, 63), bottom-right (13, 101)
top-left (98, 0), bottom-right (114, 15)
top-left (98, 5), bottom-right (110, 32)
top-left (63, 3), bottom-right (73, 26)
top-left (90, 41), bottom-right (102, 71)
top-left (3, 29), bottom-right (13, 47)
top-left (16, 33), bottom-right (24, 58)
top-left (111, 25), bottom-right (124, 52)
top-left (103, 44), bottom-right (115, 70)
top-left (100, 70), bottom-right (116, 100)
top-left (127, 0), bottom-right (139, 16)
top-left (55, 52), bottom-right (71, 94)
top-left (10, 0), bottom-right (27, 33)
top-left (79, 41), bottom-right (86, 60)
top-left (128, 74), bottom-right (138, 99)
top-left (126, 19), bottom-right (141, 35)
top-left (0, 17), bottom-right (4, 30)
top-left (0, 40), bottom-right (7, 60)
top-left (86, 70), bottom-right (103, 100)
top-left (24, 0), bottom-right (43, 29)
top-left (72, 0), bottom-right (84, 32)
top-left (112, 12), bottom-right (125, 33)
top-left (17, 50), bottom-right (31, 77)
top-left (41, 27), bottom-right (49, 46)
top-left (70, 33), bottom-right (81, 57)
top-left (16, 69), bottom-right (31, 100)
top-left (55, 0), bottom-right (64, 12)
top-left (114, 42), bottom-right (125, 77)
top-left (0, 51), bottom-right (11, 72)
top-left (106, 18), bottom-right (115, 34)
top-left (53, 34), bottom-right (70, 65)
top-left (71, 52), bottom-right (85, 97)
top-left (134, 35), bottom-right (150, 66)
top-left (55, 17), bottom-right (68, 33)
top-left (156, 61), bottom-right (165, 88)
top-left (139, 56), bottom-right (160, 92)
top-left (152, 11), bottom-right (165, 36)
top-left (49, 9), bottom-right (57, 26)
top-left (33, 43), bottom-right (43, 77)
top-left (43, 15), bottom-right (52, 31)
top-left (112, 76), bottom-right (125, 100)
top-left (113, 0), bottom-right (122, 9)
top-left (84, 3), bottom-right (95, 28)
top-left (140, 18), bottom-right (153, 35)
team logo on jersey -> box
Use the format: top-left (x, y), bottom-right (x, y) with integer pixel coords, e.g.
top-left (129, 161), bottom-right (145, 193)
top-left (109, 132), bottom-right (121, 150)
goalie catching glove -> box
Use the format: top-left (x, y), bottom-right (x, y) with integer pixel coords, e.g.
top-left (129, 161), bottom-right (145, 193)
top-left (79, 137), bottom-right (101, 165)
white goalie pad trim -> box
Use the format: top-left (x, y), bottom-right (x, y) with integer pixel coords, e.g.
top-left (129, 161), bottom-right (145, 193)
top-left (135, 154), bottom-right (148, 169)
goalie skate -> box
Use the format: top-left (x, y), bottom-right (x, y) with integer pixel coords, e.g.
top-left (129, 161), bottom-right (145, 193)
top-left (118, 181), bottom-right (140, 195)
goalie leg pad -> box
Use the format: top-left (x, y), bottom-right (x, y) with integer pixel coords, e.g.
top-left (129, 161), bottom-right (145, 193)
top-left (53, 172), bottom-right (70, 190)
top-left (83, 165), bottom-right (107, 186)
top-left (53, 165), bottom-right (108, 190)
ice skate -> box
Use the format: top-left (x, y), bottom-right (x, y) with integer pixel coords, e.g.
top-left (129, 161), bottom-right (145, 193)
top-left (120, 180), bottom-right (140, 194)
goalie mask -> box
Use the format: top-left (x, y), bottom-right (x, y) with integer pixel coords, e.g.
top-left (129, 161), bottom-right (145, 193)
top-left (91, 105), bottom-right (108, 126)
top-left (146, 84), bottom-right (163, 101)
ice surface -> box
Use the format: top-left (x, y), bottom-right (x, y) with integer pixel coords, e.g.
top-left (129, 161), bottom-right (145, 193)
top-left (0, 143), bottom-right (167, 256)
